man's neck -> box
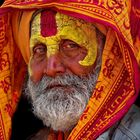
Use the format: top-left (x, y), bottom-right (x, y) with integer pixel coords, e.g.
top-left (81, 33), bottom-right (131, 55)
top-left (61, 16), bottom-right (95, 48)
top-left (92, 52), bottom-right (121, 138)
top-left (29, 128), bottom-right (71, 140)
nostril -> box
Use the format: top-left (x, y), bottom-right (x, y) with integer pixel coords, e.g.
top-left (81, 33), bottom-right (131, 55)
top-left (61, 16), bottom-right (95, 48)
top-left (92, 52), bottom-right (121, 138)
top-left (44, 55), bottom-right (66, 77)
top-left (45, 64), bottom-right (66, 77)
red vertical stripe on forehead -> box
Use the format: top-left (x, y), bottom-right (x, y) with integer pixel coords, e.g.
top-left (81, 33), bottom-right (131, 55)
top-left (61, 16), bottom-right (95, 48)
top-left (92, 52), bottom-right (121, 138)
top-left (41, 10), bottom-right (57, 37)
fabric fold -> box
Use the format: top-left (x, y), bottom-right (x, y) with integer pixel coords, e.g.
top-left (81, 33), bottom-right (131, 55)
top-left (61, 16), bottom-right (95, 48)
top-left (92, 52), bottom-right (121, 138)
top-left (0, 0), bottom-right (140, 140)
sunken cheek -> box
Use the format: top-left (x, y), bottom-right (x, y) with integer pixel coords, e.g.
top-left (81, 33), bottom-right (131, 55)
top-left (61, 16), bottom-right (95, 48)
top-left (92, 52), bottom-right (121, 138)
top-left (30, 58), bottom-right (47, 82)
top-left (30, 56), bottom-right (90, 81)
top-left (29, 48), bottom-right (91, 81)
top-left (62, 54), bottom-right (93, 76)
top-left (66, 61), bottom-right (93, 76)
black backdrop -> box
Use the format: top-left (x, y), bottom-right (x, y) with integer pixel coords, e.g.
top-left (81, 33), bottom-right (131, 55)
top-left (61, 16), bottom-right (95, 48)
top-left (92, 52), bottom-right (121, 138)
top-left (0, 0), bottom-right (4, 5)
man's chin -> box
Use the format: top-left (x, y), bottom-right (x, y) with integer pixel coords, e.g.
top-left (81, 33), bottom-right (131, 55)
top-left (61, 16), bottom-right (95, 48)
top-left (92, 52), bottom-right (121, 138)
top-left (27, 69), bottom-right (100, 132)
top-left (32, 89), bottom-right (87, 132)
top-left (33, 109), bottom-right (80, 132)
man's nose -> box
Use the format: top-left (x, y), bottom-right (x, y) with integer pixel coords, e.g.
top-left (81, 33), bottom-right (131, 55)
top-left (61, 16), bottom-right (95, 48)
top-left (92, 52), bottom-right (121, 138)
top-left (44, 54), bottom-right (66, 77)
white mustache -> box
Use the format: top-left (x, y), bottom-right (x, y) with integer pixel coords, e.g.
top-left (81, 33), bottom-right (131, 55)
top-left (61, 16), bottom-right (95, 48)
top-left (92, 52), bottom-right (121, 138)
top-left (30, 73), bottom-right (87, 92)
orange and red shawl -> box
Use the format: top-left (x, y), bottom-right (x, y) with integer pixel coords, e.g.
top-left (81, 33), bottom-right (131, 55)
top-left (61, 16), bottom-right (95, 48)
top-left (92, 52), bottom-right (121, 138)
top-left (0, 0), bottom-right (140, 140)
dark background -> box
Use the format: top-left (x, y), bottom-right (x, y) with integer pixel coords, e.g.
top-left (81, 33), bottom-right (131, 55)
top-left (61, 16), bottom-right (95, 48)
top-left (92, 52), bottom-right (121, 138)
top-left (0, 0), bottom-right (4, 6)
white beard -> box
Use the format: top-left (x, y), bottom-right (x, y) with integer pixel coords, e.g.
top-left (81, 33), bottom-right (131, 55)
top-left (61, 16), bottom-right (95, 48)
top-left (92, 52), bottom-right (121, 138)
top-left (25, 27), bottom-right (104, 132)
top-left (26, 64), bottom-right (100, 132)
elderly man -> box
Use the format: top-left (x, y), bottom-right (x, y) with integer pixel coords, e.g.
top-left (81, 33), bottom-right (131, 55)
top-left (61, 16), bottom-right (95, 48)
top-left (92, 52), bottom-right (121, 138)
top-left (0, 0), bottom-right (140, 140)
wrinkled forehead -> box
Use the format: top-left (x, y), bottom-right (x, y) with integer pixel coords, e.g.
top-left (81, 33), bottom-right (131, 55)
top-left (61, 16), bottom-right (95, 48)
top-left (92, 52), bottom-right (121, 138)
top-left (30, 10), bottom-right (94, 37)
top-left (30, 10), bottom-right (99, 67)
top-left (31, 10), bottom-right (57, 37)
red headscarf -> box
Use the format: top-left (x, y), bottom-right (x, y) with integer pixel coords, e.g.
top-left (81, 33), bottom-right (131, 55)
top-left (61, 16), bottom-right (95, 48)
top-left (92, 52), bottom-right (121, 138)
top-left (0, 0), bottom-right (140, 139)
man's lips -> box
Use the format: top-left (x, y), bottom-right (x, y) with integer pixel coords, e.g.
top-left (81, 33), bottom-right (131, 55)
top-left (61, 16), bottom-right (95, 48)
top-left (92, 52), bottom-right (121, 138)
top-left (45, 83), bottom-right (77, 93)
top-left (46, 84), bottom-right (70, 90)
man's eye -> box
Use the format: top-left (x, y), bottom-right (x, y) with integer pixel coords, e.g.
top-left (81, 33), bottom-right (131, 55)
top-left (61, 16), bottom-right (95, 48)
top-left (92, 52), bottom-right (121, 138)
top-left (60, 39), bottom-right (87, 58)
top-left (33, 44), bottom-right (47, 55)
top-left (61, 40), bottom-right (80, 50)
top-left (66, 43), bottom-right (79, 49)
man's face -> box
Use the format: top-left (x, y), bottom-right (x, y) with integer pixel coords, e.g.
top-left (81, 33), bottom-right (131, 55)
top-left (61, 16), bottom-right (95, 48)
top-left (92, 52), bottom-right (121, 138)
top-left (27, 11), bottom-right (103, 131)
top-left (29, 11), bottom-right (98, 83)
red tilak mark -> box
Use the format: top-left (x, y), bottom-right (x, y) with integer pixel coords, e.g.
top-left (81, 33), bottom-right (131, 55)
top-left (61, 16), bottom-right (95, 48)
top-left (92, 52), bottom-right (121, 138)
top-left (41, 10), bottom-right (57, 37)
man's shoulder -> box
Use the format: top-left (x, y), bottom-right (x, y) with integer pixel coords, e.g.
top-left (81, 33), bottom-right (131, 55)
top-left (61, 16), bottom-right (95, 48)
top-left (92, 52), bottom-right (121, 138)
top-left (97, 105), bottom-right (140, 140)
top-left (113, 105), bottom-right (140, 140)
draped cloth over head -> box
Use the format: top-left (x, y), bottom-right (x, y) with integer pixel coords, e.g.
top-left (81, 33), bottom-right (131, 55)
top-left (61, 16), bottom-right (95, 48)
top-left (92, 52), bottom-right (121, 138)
top-left (0, 0), bottom-right (140, 140)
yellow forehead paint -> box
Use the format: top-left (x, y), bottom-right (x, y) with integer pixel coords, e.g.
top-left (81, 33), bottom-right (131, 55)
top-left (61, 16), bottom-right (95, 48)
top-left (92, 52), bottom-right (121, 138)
top-left (30, 13), bottom-right (59, 58)
top-left (30, 11), bottom-right (98, 66)
top-left (56, 13), bottom-right (97, 66)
